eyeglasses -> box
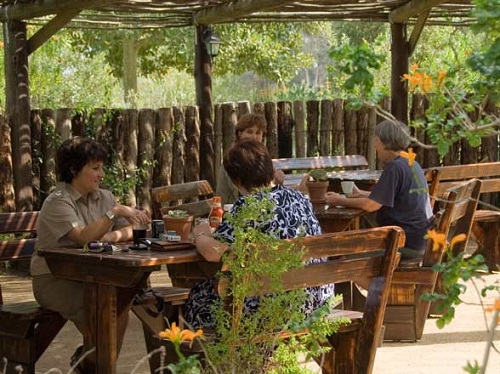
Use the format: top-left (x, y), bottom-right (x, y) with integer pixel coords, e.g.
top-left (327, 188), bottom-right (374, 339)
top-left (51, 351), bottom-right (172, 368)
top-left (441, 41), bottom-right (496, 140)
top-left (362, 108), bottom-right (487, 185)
top-left (83, 241), bottom-right (113, 253)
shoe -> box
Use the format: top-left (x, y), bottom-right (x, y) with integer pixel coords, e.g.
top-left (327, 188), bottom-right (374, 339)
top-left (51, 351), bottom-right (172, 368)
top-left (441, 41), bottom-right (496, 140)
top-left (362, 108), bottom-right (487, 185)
top-left (70, 345), bottom-right (95, 374)
top-left (70, 345), bottom-right (83, 366)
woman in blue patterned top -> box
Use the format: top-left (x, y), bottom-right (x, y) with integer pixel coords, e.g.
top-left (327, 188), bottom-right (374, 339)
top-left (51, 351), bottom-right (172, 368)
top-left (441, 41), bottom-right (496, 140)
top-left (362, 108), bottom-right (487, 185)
top-left (185, 140), bottom-right (334, 328)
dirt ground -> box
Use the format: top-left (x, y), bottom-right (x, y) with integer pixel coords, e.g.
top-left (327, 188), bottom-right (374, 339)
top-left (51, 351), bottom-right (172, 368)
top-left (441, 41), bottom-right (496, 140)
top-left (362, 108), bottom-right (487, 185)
top-left (2, 265), bottom-right (499, 374)
top-left (1, 267), bottom-right (171, 374)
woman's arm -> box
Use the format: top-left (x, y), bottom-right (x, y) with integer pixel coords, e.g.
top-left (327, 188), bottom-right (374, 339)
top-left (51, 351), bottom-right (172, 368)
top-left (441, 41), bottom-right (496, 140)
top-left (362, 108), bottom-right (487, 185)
top-left (192, 222), bottom-right (229, 262)
top-left (66, 204), bottom-right (149, 245)
top-left (325, 191), bottom-right (381, 212)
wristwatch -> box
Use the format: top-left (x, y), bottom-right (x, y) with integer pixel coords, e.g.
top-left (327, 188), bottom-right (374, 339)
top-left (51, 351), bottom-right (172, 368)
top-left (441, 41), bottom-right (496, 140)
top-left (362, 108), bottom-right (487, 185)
top-left (105, 210), bottom-right (116, 222)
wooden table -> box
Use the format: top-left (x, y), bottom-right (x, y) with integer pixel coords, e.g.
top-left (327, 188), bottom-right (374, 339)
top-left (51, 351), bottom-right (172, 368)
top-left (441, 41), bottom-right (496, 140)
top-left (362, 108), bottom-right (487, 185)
top-left (313, 204), bottom-right (366, 233)
top-left (327, 169), bottom-right (382, 192)
top-left (38, 244), bottom-right (201, 373)
top-left (284, 169), bottom-right (382, 192)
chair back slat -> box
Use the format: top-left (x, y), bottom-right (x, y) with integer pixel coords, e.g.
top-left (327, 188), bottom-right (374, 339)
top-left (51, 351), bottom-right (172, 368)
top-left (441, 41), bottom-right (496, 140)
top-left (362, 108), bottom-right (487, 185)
top-left (219, 226), bottom-right (404, 374)
top-left (151, 180), bottom-right (214, 219)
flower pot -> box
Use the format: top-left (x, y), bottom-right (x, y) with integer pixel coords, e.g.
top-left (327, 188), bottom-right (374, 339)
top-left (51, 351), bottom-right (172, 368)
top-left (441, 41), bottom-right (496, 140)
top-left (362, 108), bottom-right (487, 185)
top-left (306, 180), bottom-right (329, 204)
top-left (162, 215), bottom-right (194, 240)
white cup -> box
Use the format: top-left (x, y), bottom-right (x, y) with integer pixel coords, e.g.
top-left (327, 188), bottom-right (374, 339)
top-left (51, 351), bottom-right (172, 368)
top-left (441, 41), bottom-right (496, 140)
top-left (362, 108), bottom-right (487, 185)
top-left (341, 181), bottom-right (355, 196)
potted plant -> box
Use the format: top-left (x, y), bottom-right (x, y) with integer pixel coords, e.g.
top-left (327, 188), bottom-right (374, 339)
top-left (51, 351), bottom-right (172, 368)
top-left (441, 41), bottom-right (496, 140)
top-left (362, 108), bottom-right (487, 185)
top-left (162, 210), bottom-right (194, 241)
top-left (306, 169), bottom-right (329, 203)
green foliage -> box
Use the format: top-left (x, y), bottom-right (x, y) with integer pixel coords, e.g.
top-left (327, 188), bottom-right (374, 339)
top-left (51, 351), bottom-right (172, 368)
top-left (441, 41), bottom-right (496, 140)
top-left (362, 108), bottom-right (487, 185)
top-left (422, 252), bottom-right (488, 328)
top-left (216, 23), bottom-right (319, 85)
top-left (167, 192), bottom-right (346, 373)
top-left (27, 28), bottom-right (118, 110)
top-left (468, 0), bottom-right (500, 103)
top-left (166, 210), bottom-right (189, 218)
top-left (327, 41), bottom-right (386, 109)
top-left (308, 169), bottom-right (328, 182)
top-left (67, 28), bottom-right (194, 79)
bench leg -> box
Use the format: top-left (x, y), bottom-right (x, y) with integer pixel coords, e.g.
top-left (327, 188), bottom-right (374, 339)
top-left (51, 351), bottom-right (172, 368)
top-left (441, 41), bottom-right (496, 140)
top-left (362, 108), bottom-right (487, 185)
top-left (472, 220), bottom-right (500, 272)
top-left (131, 303), bottom-right (183, 374)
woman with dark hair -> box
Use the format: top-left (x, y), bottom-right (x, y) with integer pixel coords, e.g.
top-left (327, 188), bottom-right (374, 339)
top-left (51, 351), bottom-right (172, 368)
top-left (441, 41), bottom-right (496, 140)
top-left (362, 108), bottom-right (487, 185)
top-left (185, 140), bottom-right (334, 328)
top-left (216, 113), bottom-right (285, 205)
top-left (31, 137), bottom-right (150, 372)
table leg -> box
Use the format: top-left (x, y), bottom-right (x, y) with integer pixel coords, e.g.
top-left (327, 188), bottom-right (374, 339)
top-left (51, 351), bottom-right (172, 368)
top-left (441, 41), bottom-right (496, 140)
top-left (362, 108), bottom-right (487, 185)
top-left (319, 218), bottom-right (353, 233)
top-left (475, 220), bottom-right (500, 272)
top-left (96, 283), bottom-right (118, 373)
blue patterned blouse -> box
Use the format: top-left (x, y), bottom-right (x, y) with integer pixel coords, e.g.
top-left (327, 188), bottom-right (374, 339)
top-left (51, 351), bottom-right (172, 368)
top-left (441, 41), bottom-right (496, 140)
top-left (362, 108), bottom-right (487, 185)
top-left (183, 185), bottom-right (335, 328)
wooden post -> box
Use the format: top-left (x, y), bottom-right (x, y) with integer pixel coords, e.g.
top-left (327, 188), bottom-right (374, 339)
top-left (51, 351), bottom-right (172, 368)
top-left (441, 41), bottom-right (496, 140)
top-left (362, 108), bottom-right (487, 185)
top-left (40, 109), bottom-right (57, 202)
top-left (184, 105), bottom-right (201, 182)
top-left (265, 102), bottom-right (278, 158)
top-left (319, 100), bottom-right (332, 156)
top-left (213, 103), bottom-right (223, 185)
top-left (332, 99), bottom-right (344, 155)
top-left (306, 100), bottom-right (319, 157)
top-left (0, 115), bottom-right (15, 211)
top-left (390, 22), bottom-right (409, 125)
top-left (154, 108), bottom-right (173, 187)
top-left (277, 101), bottom-right (293, 158)
top-left (195, 25), bottom-right (215, 188)
top-left (171, 107), bottom-right (186, 185)
top-left (293, 100), bottom-right (305, 158)
top-left (137, 108), bottom-right (155, 211)
top-left (4, 20), bottom-right (32, 211)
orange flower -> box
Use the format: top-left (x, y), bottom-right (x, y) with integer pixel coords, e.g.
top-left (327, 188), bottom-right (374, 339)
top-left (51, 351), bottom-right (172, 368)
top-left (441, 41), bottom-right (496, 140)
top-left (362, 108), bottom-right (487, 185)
top-left (426, 230), bottom-right (447, 252)
top-left (158, 322), bottom-right (203, 347)
top-left (422, 72), bottom-right (433, 94)
top-left (400, 148), bottom-right (416, 166)
top-left (437, 71), bottom-right (447, 86)
top-left (484, 298), bottom-right (500, 313)
top-left (450, 234), bottom-right (467, 250)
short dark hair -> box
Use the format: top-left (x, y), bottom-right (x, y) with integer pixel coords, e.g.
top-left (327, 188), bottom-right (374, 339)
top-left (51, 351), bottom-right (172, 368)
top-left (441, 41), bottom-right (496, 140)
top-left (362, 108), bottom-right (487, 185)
top-left (374, 120), bottom-right (411, 151)
top-left (223, 140), bottom-right (274, 192)
top-left (235, 114), bottom-right (267, 139)
top-left (57, 137), bottom-right (108, 183)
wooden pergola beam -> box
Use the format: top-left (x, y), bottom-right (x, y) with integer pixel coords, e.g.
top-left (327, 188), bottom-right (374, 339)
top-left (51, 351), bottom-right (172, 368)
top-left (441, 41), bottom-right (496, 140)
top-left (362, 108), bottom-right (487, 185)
top-left (0, 0), bottom-right (116, 22)
top-left (389, 0), bottom-right (448, 23)
top-left (408, 10), bottom-right (430, 56)
top-left (193, 0), bottom-right (290, 25)
top-left (28, 9), bottom-right (82, 54)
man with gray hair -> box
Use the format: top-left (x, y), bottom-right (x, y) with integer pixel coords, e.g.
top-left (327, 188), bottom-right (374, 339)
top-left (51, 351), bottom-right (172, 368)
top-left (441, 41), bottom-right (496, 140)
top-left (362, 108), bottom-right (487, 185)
top-left (325, 120), bottom-right (434, 260)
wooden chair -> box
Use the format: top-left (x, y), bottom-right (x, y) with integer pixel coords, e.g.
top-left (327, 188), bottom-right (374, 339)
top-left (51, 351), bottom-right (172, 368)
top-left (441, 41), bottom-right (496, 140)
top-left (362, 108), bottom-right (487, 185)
top-left (151, 180), bottom-right (214, 220)
top-left (215, 226), bottom-right (404, 374)
top-left (382, 178), bottom-right (482, 341)
top-left (426, 162), bottom-right (500, 271)
top-left (0, 211), bottom-right (67, 374)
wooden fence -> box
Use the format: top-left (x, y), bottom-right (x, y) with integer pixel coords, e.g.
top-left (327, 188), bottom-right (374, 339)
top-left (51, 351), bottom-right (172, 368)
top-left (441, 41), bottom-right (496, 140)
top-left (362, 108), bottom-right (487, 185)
top-left (0, 94), bottom-right (498, 212)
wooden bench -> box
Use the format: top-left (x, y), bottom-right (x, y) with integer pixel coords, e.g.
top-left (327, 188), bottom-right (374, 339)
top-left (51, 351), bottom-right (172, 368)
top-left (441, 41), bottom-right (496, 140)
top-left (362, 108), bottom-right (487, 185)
top-left (382, 178), bottom-right (482, 341)
top-left (426, 162), bottom-right (500, 271)
top-left (273, 155), bottom-right (369, 188)
top-left (151, 180), bottom-right (215, 220)
top-left (0, 211), bottom-right (189, 374)
top-left (0, 211), bottom-right (67, 374)
top-left (215, 226), bottom-right (405, 374)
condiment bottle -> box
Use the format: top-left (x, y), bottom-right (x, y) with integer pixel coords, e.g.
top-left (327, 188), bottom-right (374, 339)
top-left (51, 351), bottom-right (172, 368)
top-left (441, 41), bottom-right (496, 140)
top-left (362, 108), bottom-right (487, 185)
top-left (209, 196), bottom-right (224, 229)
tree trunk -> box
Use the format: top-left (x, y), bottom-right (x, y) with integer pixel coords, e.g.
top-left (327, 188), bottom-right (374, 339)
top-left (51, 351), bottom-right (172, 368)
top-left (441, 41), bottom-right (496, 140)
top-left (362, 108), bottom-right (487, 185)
top-left (122, 35), bottom-right (139, 108)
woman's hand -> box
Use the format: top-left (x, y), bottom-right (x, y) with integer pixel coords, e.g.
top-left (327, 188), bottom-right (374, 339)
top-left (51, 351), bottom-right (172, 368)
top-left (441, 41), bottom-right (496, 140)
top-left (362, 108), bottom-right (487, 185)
top-left (325, 191), bottom-right (347, 207)
top-left (114, 205), bottom-right (151, 225)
